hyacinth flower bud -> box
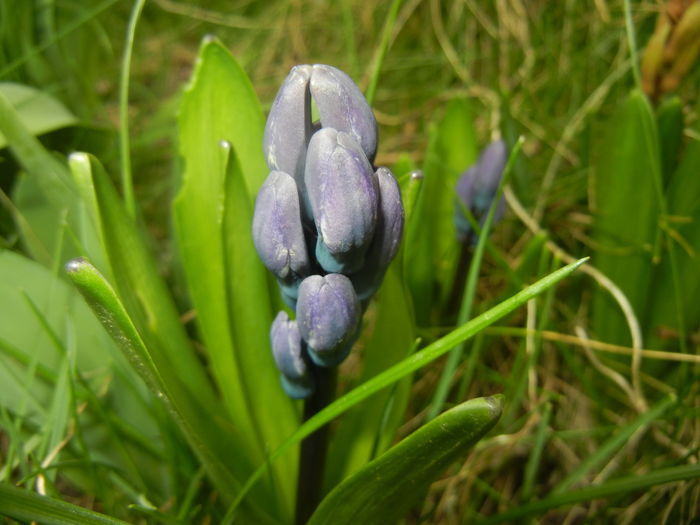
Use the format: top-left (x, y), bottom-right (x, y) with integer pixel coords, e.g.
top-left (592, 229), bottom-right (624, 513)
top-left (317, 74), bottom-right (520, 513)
top-left (263, 65), bottom-right (378, 203)
top-left (350, 167), bottom-right (405, 300)
top-left (263, 65), bottom-right (313, 182)
top-left (296, 274), bottom-right (361, 367)
top-left (252, 170), bottom-right (310, 289)
top-left (305, 128), bottom-right (378, 274)
top-left (270, 311), bottom-right (314, 399)
top-left (309, 64), bottom-right (378, 163)
top-left (455, 140), bottom-right (507, 242)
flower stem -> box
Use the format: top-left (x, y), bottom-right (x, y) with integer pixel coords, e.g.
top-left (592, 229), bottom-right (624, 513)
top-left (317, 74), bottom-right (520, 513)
top-left (295, 366), bottom-right (337, 525)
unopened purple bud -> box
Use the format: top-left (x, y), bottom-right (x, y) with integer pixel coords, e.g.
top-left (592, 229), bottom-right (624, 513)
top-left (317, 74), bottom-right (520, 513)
top-left (309, 65), bottom-right (378, 163)
top-left (263, 65), bottom-right (313, 182)
top-left (296, 274), bottom-right (361, 367)
top-left (455, 140), bottom-right (507, 241)
top-left (270, 312), bottom-right (314, 399)
top-left (252, 171), bottom-right (310, 284)
top-left (305, 128), bottom-right (378, 273)
top-left (350, 167), bottom-right (405, 300)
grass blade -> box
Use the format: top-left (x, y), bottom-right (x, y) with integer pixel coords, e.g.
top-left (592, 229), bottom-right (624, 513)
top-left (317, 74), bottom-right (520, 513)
top-left (117, 0), bottom-right (146, 218)
top-left (476, 463), bottom-right (700, 524)
top-left (0, 482), bottom-right (130, 525)
top-left (553, 393), bottom-right (677, 493)
top-left (64, 258), bottom-right (278, 524)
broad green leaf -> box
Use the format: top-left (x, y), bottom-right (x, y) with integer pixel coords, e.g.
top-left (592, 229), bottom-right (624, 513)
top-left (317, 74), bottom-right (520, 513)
top-left (591, 89), bottom-right (661, 345)
top-left (173, 35), bottom-right (267, 433)
top-left (0, 82), bottom-right (77, 149)
top-left (308, 396), bottom-right (502, 525)
top-left (174, 37), bottom-right (294, 516)
top-left (68, 153), bottom-right (218, 418)
top-left (0, 250), bottom-right (173, 500)
top-left (647, 97), bottom-right (700, 348)
top-left (325, 267), bottom-right (415, 491)
top-left (404, 99), bottom-right (478, 324)
top-left (0, 482), bottom-right (129, 525)
top-left (223, 258), bottom-right (587, 521)
top-left (222, 142), bottom-right (298, 517)
top-left (64, 258), bottom-right (277, 525)
top-left (0, 250), bottom-right (112, 414)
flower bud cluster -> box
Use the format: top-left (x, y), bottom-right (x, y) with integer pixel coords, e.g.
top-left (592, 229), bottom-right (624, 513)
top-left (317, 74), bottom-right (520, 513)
top-left (253, 64), bottom-right (404, 398)
top-left (454, 140), bottom-right (507, 244)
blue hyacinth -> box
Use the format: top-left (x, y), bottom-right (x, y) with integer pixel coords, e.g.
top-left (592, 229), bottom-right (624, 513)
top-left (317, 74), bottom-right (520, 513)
top-left (253, 64), bottom-right (404, 399)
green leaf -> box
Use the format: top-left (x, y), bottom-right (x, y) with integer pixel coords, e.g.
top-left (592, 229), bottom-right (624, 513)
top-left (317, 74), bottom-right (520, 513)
top-left (0, 82), bottom-right (78, 149)
top-left (0, 482), bottom-right (129, 525)
top-left (325, 267), bottom-right (416, 490)
top-left (647, 97), bottom-right (700, 347)
top-left (174, 37), bottom-right (296, 517)
top-left (308, 396), bottom-right (502, 525)
top-left (221, 142), bottom-right (298, 516)
top-left (0, 250), bottom-right (176, 500)
top-left (656, 96), bottom-right (683, 183)
top-left (173, 35), bottom-right (268, 437)
top-left (67, 154), bottom-right (276, 505)
top-left (0, 250), bottom-right (112, 414)
top-left (591, 89), bottom-right (662, 345)
top-left (68, 152), bottom-right (218, 417)
top-left (64, 258), bottom-right (277, 525)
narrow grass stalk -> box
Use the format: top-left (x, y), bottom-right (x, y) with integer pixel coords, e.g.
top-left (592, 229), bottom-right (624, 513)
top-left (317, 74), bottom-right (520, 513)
top-left (364, 0), bottom-right (402, 105)
top-left (0, 482), bottom-right (130, 525)
top-left (521, 401), bottom-right (552, 501)
top-left (476, 463), bottom-right (700, 525)
top-left (622, 0), bottom-right (641, 90)
top-left (119, 0), bottom-right (147, 219)
top-left (427, 136), bottom-right (524, 421)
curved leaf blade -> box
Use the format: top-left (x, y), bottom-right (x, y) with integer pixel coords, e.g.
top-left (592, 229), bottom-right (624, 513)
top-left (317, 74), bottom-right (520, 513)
top-left (64, 258), bottom-right (277, 525)
top-left (309, 396), bottom-right (502, 525)
top-left (0, 482), bottom-right (129, 525)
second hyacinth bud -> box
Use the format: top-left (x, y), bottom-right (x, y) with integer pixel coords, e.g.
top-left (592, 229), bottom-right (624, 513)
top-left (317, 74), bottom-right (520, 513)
top-left (455, 140), bottom-right (508, 243)
top-left (296, 274), bottom-right (361, 367)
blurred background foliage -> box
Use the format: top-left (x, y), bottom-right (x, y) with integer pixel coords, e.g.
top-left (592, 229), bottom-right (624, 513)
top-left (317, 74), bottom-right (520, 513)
top-left (1, 0), bottom-right (699, 523)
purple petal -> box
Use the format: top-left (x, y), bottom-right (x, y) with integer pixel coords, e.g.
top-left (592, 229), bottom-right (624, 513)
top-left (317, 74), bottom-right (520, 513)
top-left (270, 311), bottom-right (314, 398)
top-left (296, 274), bottom-right (361, 366)
top-left (310, 65), bottom-right (378, 163)
top-left (263, 65), bottom-right (313, 183)
top-left (350, 167), bottom-right (405, 300)
top-left (252, 171), bottom-right (310, 282)
top-left (305, 128), bottom-right (378, 273)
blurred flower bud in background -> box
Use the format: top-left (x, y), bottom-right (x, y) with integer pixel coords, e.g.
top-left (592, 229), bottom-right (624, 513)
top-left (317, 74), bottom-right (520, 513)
top-left (454, 140), bottom-right (507, 244)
